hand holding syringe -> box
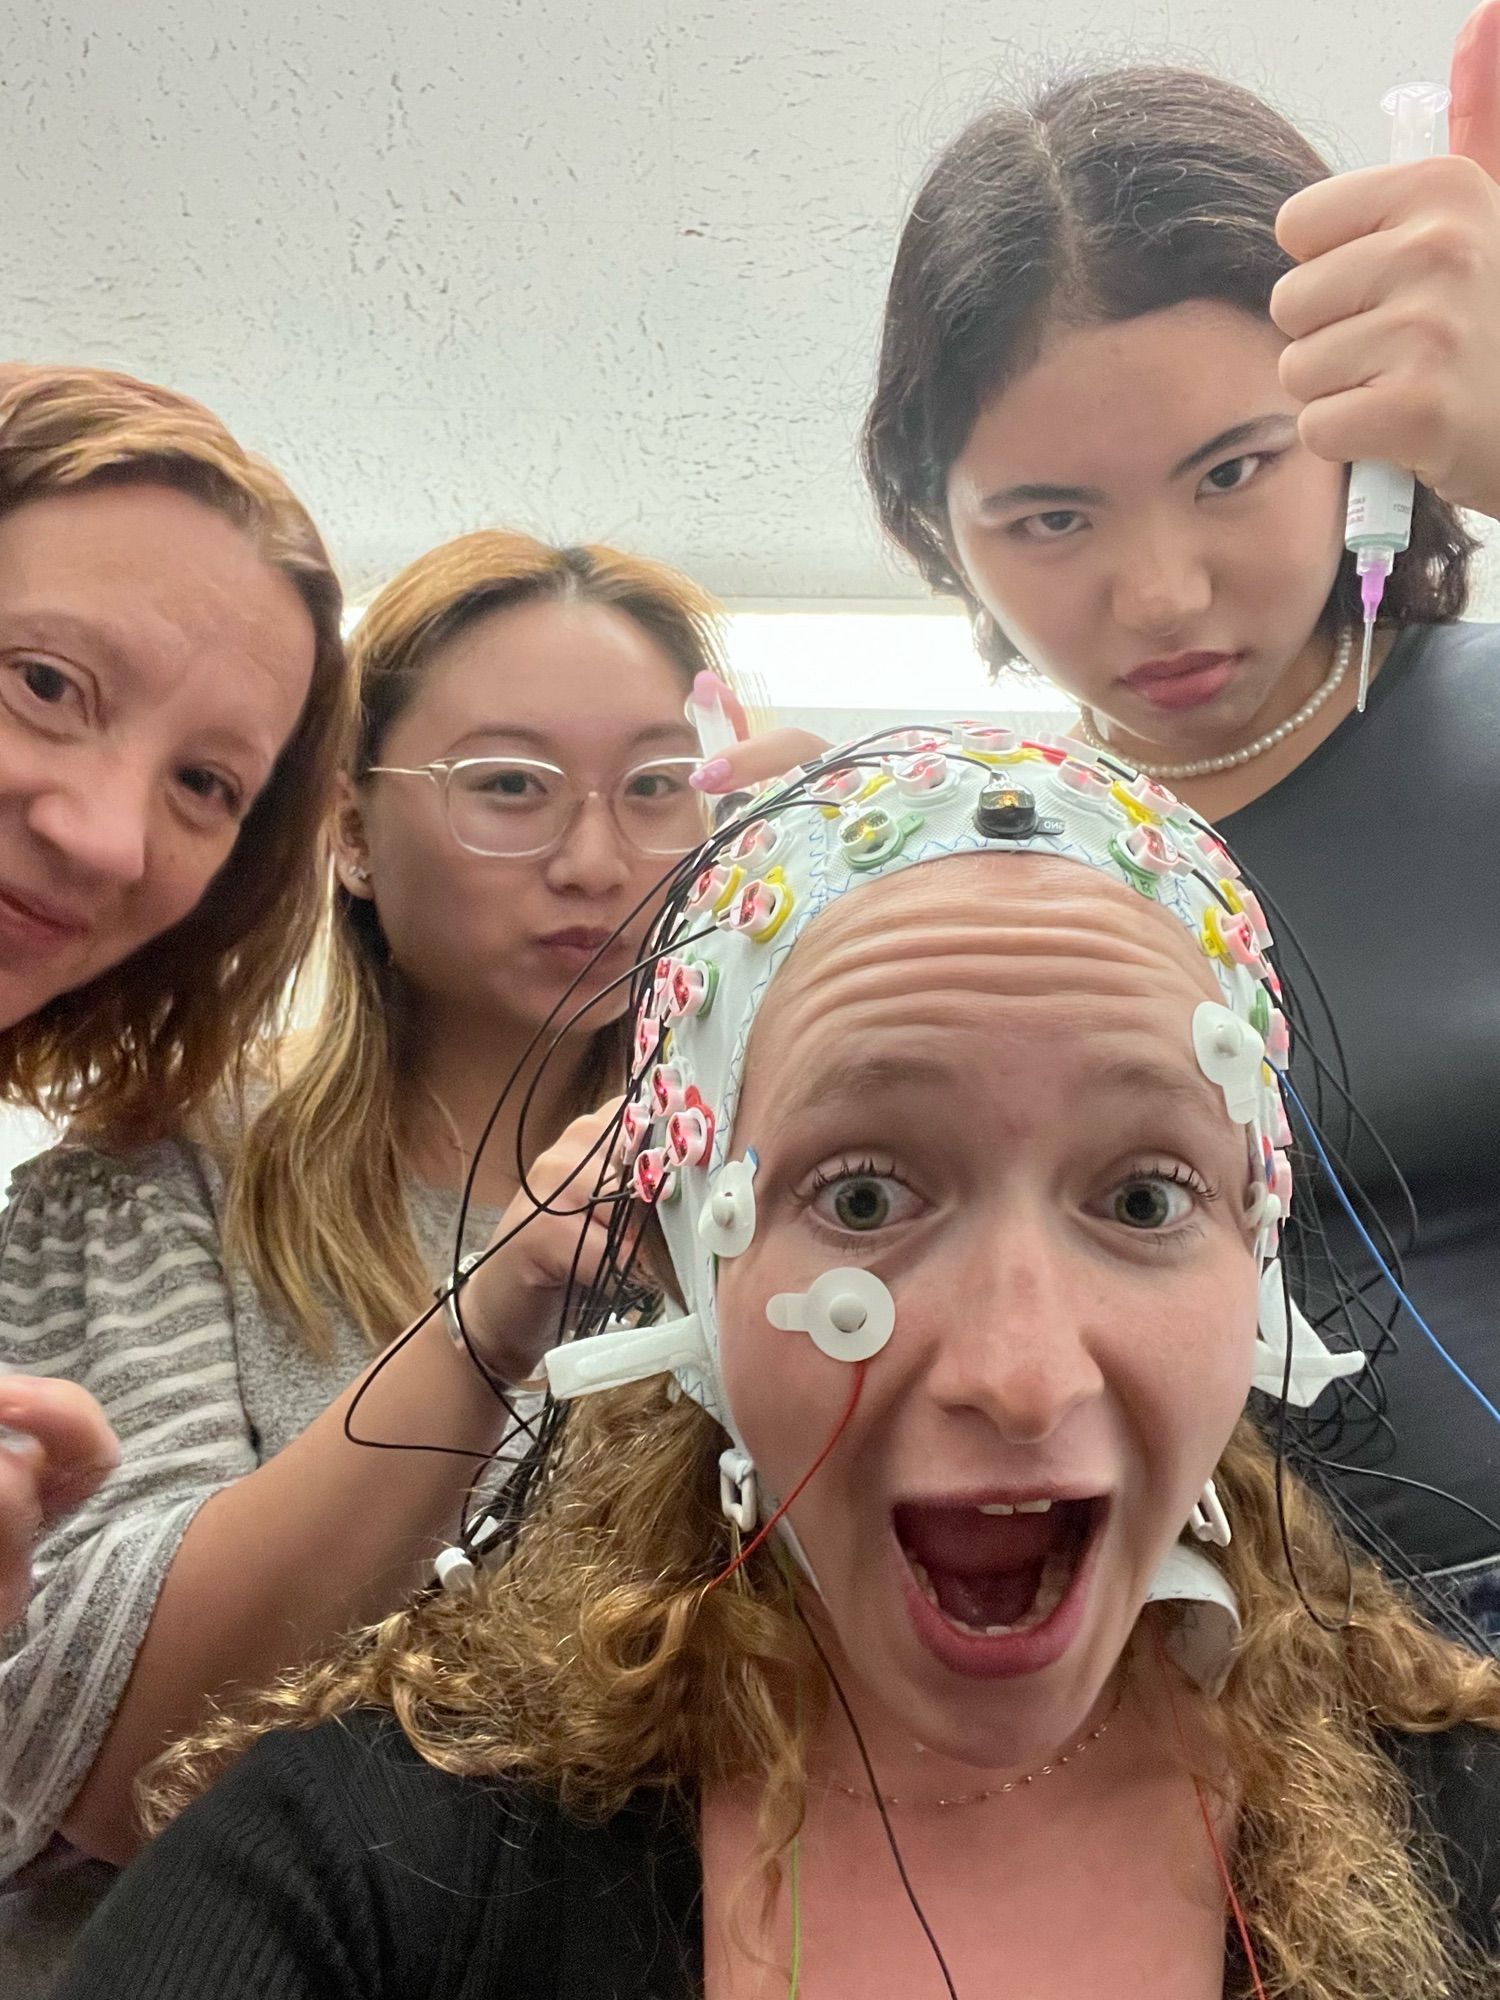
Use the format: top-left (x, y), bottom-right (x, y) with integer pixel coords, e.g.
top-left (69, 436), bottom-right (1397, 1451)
top-left (1345, 82), bottom-right (1452, 711)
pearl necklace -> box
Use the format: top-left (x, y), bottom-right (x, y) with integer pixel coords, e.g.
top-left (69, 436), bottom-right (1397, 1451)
top-left (814, 1672), bottom-right (1124, 1811)
top-left (1076, 628), bottom-right (1353, 781)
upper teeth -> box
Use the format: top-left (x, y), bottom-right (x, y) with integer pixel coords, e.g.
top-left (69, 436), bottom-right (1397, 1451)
top-left (978, 1498), bottom-right (1052, 1516)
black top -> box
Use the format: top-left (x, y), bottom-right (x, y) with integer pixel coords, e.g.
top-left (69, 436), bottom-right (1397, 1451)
top-left (1222, 622), bottom-right (1500, 1574)
top-left (55, 1710), bottom-right (1500, 1998)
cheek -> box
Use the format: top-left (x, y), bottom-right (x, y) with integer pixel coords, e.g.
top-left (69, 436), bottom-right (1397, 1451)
top-left (139, 823), bottom-right (237, 933)
top-left (1117, 1267), bottom-right (1259, 1498)
top-left (1239, 464), bottom-right (1347, 591)
top-left (716, 1259), bottom-right (849, 1492)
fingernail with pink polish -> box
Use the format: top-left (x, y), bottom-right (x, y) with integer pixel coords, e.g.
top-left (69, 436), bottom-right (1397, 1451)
top-left (690, 757), bottom-right (731, 793)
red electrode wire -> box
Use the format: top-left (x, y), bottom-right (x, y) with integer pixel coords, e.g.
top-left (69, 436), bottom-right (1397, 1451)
top-left (707, 1361), bottom-right (868, 1592)
top-left (1149, 1623), bottom-right (1267, 2000)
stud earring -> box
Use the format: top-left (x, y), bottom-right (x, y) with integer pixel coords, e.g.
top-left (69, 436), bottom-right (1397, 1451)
top-left (1190, 1478), bottom-right (1232, 1548)
top-left (347, 864), bottom-right (371, 885)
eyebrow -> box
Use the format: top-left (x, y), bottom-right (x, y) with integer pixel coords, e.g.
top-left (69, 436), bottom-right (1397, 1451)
top-left (773, 1051), bottom-right (959, 1124)
top-left (772, 1050), bottom-right (1224, 1134)
top-left (1087, 1056), bottom-right (1225, 1124)
top-left (445, 719), bottom-right (697, 758)
top-left (4, 608), bottom-right (133, 676)
top-left (978, 414), bottom-right (1300, 515)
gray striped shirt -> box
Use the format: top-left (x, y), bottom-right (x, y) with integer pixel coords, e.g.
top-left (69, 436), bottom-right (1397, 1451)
top-left (0, 1138), bottom-right (501, 1995)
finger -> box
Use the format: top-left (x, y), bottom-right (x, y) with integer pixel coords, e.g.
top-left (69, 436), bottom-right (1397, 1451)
top-left (0, 1446), bottom-right (45, 1570)
top-left (691, 728), bottom-right (828, 795)
top-left (1270, 229), bottom-right (1401, 340)
top-left (1452, 0), bottom-right (1500, 184)
top-left (0, 1378), bottom-right (119, 1516)
top-left (1277, 164), bottom-right (1412, 265)
top-left (1295, 382), bottom-right (1442, 483)
top-left (1276, 157), bottom-right (1484, 267)
top-left (1279, 309), bottom-right (1417, 409)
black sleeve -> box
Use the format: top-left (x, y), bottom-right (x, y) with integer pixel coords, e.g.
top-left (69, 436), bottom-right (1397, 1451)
top-left (1393, 1724), bottom-right (1500, 1955)
top-left (53, 1716), bottom-right (483, 2000)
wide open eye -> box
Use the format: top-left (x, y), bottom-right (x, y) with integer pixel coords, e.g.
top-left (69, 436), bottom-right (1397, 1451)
top-left (807, 1161), bottom-right (923, 1235)
top-left (1110, 1165), bottom-right (1213, 1231)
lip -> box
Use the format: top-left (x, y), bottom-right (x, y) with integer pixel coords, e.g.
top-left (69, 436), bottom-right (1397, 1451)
top-left (893, 1498), bottom-right (1106, 1682)
top-left (1121, 651), bottom-right (1241, 712)
top-left (0, 881), bottom-right (92, 954)
top-left (536, 927), bottom-right (619, 954)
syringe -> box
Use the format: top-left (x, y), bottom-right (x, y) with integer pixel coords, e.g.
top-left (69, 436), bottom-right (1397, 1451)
top-left (1345, 81), bottom-right (1451, 711)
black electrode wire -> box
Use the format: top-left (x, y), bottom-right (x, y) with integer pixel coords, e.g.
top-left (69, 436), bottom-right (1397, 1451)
top-left (1296, 1460), bottom-right (1499, 1658)
top-left (1272, 1252), bottom-right (1357, 1633)
top-left (444, 912), bottom-right (722, 1356)
top-left (445, 727), bottom-right (965, 1324)
top-left (455, 1125), bottom-right (651, 1552)
top-left (343, 742), bottom-right (1490, 1653)
top-left (798, 1606), bottom-right (962, 2000)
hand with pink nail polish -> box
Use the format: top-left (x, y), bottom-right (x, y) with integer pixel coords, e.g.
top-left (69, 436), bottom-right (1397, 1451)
top-left (687, 671), bottom-right (829, 795)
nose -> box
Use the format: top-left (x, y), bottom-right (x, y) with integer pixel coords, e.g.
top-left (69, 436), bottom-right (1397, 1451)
top-left (1108, 520), bottom-right (1213, 641)
top-left (26, 758), bottom-right (150, 889)
top-left (543, 792), bottom-right (632, 898)
top-left (921, 1220), bottom-right (1106, 1446)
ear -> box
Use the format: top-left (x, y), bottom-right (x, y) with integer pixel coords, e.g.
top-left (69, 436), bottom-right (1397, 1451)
top-left (1451, 1), bottom-right (1500, 183)
top-left (330, 773), bottom-right (375, 899)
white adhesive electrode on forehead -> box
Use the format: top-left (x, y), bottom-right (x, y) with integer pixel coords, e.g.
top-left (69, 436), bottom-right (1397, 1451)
top-left (1192, 1002), bottom-right (1265, 1126)
top-left (766, 1269), bottom-right (895, 1363)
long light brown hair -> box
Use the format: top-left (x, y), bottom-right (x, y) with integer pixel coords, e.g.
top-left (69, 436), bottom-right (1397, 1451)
top-left (154, 1381), bottom-right (1500, 1999)
top-left (0, 363), bottom-right (351, 1144)
top-left (223, 531), bottom-right (726, 1357)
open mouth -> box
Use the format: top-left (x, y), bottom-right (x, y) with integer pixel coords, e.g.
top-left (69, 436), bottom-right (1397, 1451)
top-left (892, 1495), bottom-right (1105, 1676)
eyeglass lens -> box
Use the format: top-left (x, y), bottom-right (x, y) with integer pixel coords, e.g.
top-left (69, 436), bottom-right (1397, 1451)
top-left (445, 757), bottom-right (707, 857)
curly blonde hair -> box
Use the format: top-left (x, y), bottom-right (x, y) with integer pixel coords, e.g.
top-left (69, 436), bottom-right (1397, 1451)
top-left (150, 1374), bottom-right (1500, 1999)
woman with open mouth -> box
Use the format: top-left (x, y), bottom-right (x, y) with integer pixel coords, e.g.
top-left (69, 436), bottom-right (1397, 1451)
top-left (52, 732), bottom-right (1499, 1999)
top-left (694, 36), bottom-right (1500, 1641)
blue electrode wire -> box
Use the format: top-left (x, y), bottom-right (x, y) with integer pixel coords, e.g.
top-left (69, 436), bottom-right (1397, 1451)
top-left (1278, 1070), bottom-right (1500, 1434)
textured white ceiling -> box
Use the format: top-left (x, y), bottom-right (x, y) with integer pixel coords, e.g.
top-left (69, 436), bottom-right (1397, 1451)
top-left (0, 0), bottom-right (1482, 603)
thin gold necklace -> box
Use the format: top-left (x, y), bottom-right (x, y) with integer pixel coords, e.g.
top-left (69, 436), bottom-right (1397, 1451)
top-left (812, 1670), bottom-right (1126, 1810)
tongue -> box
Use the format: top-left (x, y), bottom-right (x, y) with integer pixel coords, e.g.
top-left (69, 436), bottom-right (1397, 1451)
top-left (930, 1562), bottom-right (1044, 1629)
top-left (894, 1501), bottom-right (1067, 1572)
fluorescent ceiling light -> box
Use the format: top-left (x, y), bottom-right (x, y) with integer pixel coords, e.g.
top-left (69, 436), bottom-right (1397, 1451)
top-left (725, 611), bottom-right (1070, 714)
top-left (342, 603), bottom-right (1071, 717)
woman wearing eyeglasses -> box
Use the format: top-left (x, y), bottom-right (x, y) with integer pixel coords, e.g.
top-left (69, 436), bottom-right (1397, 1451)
top-left (0, 530), bottom-right (724, 1993)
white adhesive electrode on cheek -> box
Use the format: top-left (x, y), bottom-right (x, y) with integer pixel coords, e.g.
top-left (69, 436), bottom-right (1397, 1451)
top-left (766, 1268), bottom-right (896, 1363)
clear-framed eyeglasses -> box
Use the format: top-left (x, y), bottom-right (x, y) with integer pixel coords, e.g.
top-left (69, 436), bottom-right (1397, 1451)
top-left (363, 753), bottom-right (710, 860)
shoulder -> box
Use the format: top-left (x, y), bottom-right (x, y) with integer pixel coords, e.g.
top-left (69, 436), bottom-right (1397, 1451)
top-left (3, 1136), bottom-right (218, 1248)
top-left (162, 1713), bottom-right (697, 1988)
top-left (1389, 618), bottom-right (1500, 698)
top-left (1385, 1722), bottom-right (1500, 1951)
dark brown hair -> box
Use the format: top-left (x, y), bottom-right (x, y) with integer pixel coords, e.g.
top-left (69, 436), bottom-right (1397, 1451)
top-left (0, 364), bottom-right (352, 1143)
top-left (862, 67), bottom-right (1476, 664)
